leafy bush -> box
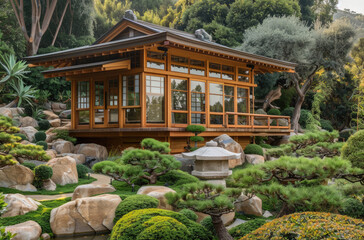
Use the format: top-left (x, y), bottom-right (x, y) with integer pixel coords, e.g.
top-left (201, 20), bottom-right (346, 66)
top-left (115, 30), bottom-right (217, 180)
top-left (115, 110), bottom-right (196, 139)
top-left (200, 217), bottom-right (215, 236)
top-left (76, 164), bottom-right (89, 179)
top-left (21, 162), bottom-right (36, 170)
top-left (52, 129), bottom-right (77, 144)
top-left (341, 130), bottom-right (364, 169)
top-left (141, 138), bottom-right (170, 153)
top-left (260, 143), bottom-right (272, 149)
top-left (281, 107), bottom-right (294, 117)
top-left (186, 125), bottom-right (206, 133)
top-left (339, 198), bottom-right (364, 219)
top-left (38, 120), bottom-right (50, 131)
top-left (299, 109), bottom-right (313, 128)
top-left (110, 209), bottom-right (212, 240)
top-left (13, 133), bottom-right (27, 141)
top-left (228, 218), bottom-right (267, 239)
top-left (36, 141), bottom-right (48, 150)
top-left (179, 209), bottom-right (198, 222)
top-left (320, 119), bottom-right (334, 131)
top-left (158, 170), bottom-right (200, 186)
top-left (267, 109), bottom-right (281, 115)
top-left (244, 144), bottom-right (264, 156)
top-left (114, 195), bottom-right (159, 223)
top-left (34, 165), bottom-right (53, 180)
top-left (34, 131), bottom-right (46, 142)
top-left (241, 212), bottom-right (364, 239)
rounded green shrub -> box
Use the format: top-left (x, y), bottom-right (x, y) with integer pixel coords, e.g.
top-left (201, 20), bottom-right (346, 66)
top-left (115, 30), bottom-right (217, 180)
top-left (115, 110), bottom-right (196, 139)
top-left (179, 209), bottom-right (198, 222)
top-left (244, 144), bottom-right (264, 156)
top-left (320, 119), bottom-right (334, 132)
top-left (281, 107), bottom-right (294, 117)
top-left (200, 216), bottom-right (215, 236)
top-left (299, 109), bottom-right (313, 128)
top-left (267, 108), bottom-right (281, 115)
top-left (190, 136), bottom-right (204, 142)
top-left (158, 170), bottom-right (199, 186)
top-left (76, 164), bottom-right (89, 179)
top-left (114, 195), bottom-right (159, 223)
top-left (229, 218), bottom-right (267, 239)
top-left (34, 131), bottom-right (47, 142)
top-left (339, 198), bottom-right (364, 219)
top-left (38, 120), bottom-right (50, 131)
top-left (260, 143), bottom-right (272, 149)
top-left (13, 133), bottom-right (28, 141)
top-left (341, 130), bottom-right (364, 169)
top-left (36, 141), bottom-right (48, 150)
top-left (34, 165), bottom-right (53, 180)
top-left (22, 162), bottom-right (36, 170)
top-left (110, 209), bottom-right (212, 240)
top-left (186, 125), bottom-right (206, 133)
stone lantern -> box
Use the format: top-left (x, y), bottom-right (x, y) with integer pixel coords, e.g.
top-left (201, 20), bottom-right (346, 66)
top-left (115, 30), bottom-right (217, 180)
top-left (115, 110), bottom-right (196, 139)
top-left (182, 140), bottom-right (241, 186)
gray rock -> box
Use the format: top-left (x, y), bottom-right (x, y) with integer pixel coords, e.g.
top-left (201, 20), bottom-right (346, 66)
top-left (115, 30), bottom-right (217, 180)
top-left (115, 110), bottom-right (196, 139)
top-left (174, 154), bottom-right (194, 174)
top-left (5, 221), bottom-right (42, 240)
top-left (61, 153), bottom-right (86, 164)
top-left (59, 109), bottom-right (71, 119)
top-left (19, 116), bottom-right (38, 128)
top-left (19, 126), bottom-right (38, 142)
top-left (263, 210), bottom-right (273, 218)
top-left (195, 29), bottom-right (212, 42)
top-left (213, 134), bottom-right (245, 168)
top-left (124, 10), bottom-right (137, 21)
top-left (245, 154), bottom-right (265, 165)
top-left (226, 219), bottom-right (247, 230)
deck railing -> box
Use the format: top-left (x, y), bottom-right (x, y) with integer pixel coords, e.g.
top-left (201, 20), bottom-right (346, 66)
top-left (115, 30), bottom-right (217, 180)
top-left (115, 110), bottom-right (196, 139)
top-left (225, 112), bottom-right (291, 129)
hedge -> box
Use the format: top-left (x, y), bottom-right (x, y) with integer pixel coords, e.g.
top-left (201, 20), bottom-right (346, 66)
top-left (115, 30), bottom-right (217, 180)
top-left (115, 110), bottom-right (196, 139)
top-left (244, 144), bottom-right (264, 156)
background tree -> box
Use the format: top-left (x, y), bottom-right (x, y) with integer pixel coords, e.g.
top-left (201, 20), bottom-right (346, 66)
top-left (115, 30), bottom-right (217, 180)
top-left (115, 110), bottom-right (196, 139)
top-left (166, 182), bottom-right (241, 240)
top-left (239, 16), bottom-right (355, 133)
top-left (93, 138), bottom-right (181, 184)
top-left (313, 0), bottom-right (338, 26)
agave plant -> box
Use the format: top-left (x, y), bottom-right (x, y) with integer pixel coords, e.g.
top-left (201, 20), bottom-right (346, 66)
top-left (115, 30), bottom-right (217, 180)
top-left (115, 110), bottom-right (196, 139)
top-left (0, 54), bottom-right (29, 88)
top-left (5, 80), bottom-right (37, 108)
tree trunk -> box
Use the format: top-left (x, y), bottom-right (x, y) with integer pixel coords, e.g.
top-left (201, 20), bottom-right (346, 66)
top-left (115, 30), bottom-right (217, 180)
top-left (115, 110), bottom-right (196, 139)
top-left (211, 215), bottom-right (233, 240)
top-left (3, 98), bottom-right (19, 108)
top-left (291, 93), bottom-right (305, 134)
top-left (149, 174), bottom-right (157, 184)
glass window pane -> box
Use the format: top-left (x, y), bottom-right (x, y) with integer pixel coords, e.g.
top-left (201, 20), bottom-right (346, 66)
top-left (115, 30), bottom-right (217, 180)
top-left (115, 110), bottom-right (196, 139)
top-left (147, 61), bottom-right (165, 70)
top-left (78, 110), bottom-right (89, 125)
top-left (210, 115), bottom-right (223, 125)
top-left (238, 76), bottom-right (249, 82)
top-left (191, 81), bottom-right (205, 93)
top-left (171, 79), bottom-right (187, 90)
top-left (238, 116), bottom-right (248, 125)
top-left (238, 98), bottom-right (247, 113)
top-left (222, 73), bottom-right (234, 80)
top-left (94, 81), bottom-right (104, 106)
top-left (238, 88), bottom-right (248, 98)
top-left (209, 62), bottom-right (221, 70)
top-left (108, 79), bottom-right (118, 106)
top-left (147, 51), bottom-right (164, 60)
top-left (171, 65), bottom-right (188, 73)
top-left (224, 86), bottom-right (234, 96)
top-left (171, 55), bottom-right (188, 64)
top-left (123, 75), bottom-right (140, 106)
top-left (109, 109), bottom-right (118, 124)
top-left (172, 91), bottom-right (187, 110)
top-left (190, 68), bottom-right (205, 76)
top-left (209, 71), bottom-right (221, 78)
top-left (191, 113), bottom-right (205, 124)
top-left (172, 112), bottom-right (187, 124)
top-left (209, 83), bottom-right (223, 95)
top-left (191, 93), bottom-right (205, 112)
top-left (222, 65), bottom-right (234, 72)
top-left (125, 108), bottom-right (141, 123)
top-left (190, 59), bottom-right (204, 67)
top-left (94, 109), bottom-right (104, 124)
top-left (225, 96), bottom-right (234, 112)
top-left (146, 76), bottom-right (165, 123)
top-left (77, 81), bottom-right (90, 108)
top-left (210, 95), bottom-right (223, 112)
top-left (238, 68), bottom-right (250, 75)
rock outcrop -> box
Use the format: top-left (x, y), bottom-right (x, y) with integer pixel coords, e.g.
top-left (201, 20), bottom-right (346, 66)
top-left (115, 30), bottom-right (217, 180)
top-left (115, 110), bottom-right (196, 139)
top-left (61, 153), bottom-right (86, 164)
top-left (47, 156), bottom-right (78, 185)
top-left (245, 154), bottom-right (265, 165)
top-left (5, 221), bottom-right (42, 240)
top-left (43, 110), bottom-right (59, 120)
top-left (74, 143), bottom-right (108, 160)
top-left (0, 165), bottom-right (36, 191)
top-left (213, 134), bottom-right (245, 168)
top-left (19, 126), bottom-right (38, 142)
top-left (1, 194), bottom-right (41, 217)
top-left (137, 186), bottom-right (176, 210)
top-left (20, 116), bottom-right (38, 128)
top-left (52, 140), bottom-right (74, 154)
top-left (235, 194), bottom-right (263, 216)
top-left (72, 184), bottom-right (116, 200)
top-left (50, 194), bottom-right (121, 235)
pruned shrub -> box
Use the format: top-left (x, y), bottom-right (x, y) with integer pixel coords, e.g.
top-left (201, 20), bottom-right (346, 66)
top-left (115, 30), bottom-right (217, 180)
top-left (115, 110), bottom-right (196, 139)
top-left (186, 125), bottom-right (206, 150)
top-left (34, 165), bottom-right (53, 180)
top-left (186, 125), bottom-right (206, 133)
top-left (179, 209), bottom-right (198, 222)
top-left (228, 218), bottom-right (267, 239)
top-left (339, 198), bottom-right (364, 219)
top-left (38, 120), bottom-right (50, 131)
top-left (22, 162), bottom-right (36, 170)
top-left (260, 143), bottom-right (272, 149)
top-left (241, 212), bottom-right (364, 239)
top-left (13, 133), bottom-right (27, 141)
top-left (36, 140), bottom-right (48, 150)
top-left (34, 131), bottom-right (46, 142)
top-left (190, 136), bottom-right (204, 142)
top-left (320, 119), bottom-right (334, 132)
top-left (114, 195), bottom-right (159, 223)
top-left (267, 108), bottom-right (281, 115)
top-left (76, 164), bottom-right (89, 179)
top-left (244, 144), bottom-right (264, 156)
top-left (158, 170), bottom-right (199, 186)
top-left (141, 138), bottom-right (170, 153)
top-left (281, 107), bottom-right (294, 117)
top-left (341, 130), bottom-right (364, 169)
top-left (110, 209), bottom-right (212, 240)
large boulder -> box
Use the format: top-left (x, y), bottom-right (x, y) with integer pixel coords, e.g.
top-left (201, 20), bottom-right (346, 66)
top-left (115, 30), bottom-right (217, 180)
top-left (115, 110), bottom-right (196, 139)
top-left (42, 179), bottom-right (56, 191)
top-left (5, 221), bottom-right (42, 240)
top-left (45, 149), bottom-right (57, 159)
top-left (235, 194), bottom-right (263, 216)
top-left (19, 116), bottom-right (38, 128)
top-left (50, 194), bottom-right (121, 236)
top-left (19, 126), bottom-right (38, 142)
top-left (0, 107), bottom-right (23, 119)
top-left (0, 165), bottom-right (36, 191)
top-left (245, 154), bottom-right (265, 165)
top-left (49, 118), bottom-right (61, 127)
top-left (43, 110), bottom-right (59, 120)
top-left (1, 194), bottom-right (41, 217)
top-left (72, 184), bottom-right (116, 200)
top-left (51, 102), bottom-right (67, 113)
top-left (196, 212), bottom-right (235, 226)
top-left (59, 109), bottom-right (71, 119)
top-left (213, 134), bottom-right (245, 168)
top-left (137, 186), bottom-right (176, 210)
top-left (47, 156), bottom-right (78, 185)
top-left (74, 143), bottom-right (108, 160)
top-left (52, 140), bottom-right (74, 154)
top-left (61, 153), bottom-right (86, 164)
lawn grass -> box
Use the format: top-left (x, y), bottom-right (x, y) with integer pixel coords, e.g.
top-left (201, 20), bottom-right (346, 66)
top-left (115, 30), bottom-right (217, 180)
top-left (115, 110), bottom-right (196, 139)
top-left (0, 177), bottom-right (96, 195)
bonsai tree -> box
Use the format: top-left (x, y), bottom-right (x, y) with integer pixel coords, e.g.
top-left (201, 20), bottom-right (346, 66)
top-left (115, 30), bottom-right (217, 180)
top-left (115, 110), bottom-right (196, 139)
top-left (186, 125), bottom-right (206, 150)
top-left (93, 138), bottom-right (181, 184)
top-left (166, 182), bottom-right (241, 240)
top-left (0, 115), bottom-right (50, 167)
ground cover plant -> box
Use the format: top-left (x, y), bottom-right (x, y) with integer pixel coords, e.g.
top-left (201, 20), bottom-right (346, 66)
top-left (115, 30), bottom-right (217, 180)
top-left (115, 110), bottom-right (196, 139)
top-left (241, 212), bottom-right (364, 239)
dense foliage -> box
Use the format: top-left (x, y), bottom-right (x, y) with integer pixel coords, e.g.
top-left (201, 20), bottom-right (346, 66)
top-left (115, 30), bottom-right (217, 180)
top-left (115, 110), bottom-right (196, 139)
top-left (244, 144), bottom-right (264, 156)
top-left (93, 138), bottom-right (181, 184)
top-left (76, 164), bottom-right (89, 179)
top-left (34, 165), bottom-right (53, 181)
top-left (110, 208), bottom-right (212, 240)
top-left (241, 212), bottom-right (364, 239)
top-left (114, 195), bottom-right (159, 222)
top-left (228, 218), bottom-right (267, 239)
top-left (179, 209), bottom-right (198, 222)
top-left (341, 130), bottom-right (364, 169)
